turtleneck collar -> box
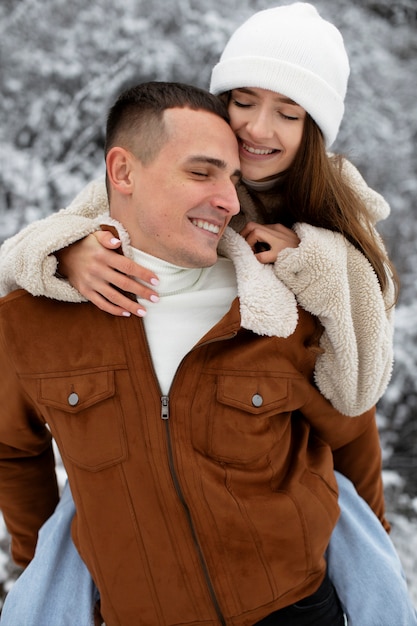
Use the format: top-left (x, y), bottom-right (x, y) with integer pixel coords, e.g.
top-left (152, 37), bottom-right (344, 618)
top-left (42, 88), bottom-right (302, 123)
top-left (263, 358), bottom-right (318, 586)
top-left (131, 247), bottom-right (210, 297)
top-left (242, 173), bottom-right (285, 192)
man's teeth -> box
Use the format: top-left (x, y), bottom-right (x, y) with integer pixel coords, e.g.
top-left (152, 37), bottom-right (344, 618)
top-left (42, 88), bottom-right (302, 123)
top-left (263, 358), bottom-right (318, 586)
top-left (192, 220), bottom-right (220, 234)
top-left (242, 142), bottom-right (274, 155)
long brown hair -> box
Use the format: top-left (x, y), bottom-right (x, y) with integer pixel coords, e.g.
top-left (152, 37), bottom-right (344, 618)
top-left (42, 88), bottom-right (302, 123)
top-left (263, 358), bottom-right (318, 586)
top-left (283, 115), bottom-right (398, 300)
top-left (219, 89), bottom-right (398, 301)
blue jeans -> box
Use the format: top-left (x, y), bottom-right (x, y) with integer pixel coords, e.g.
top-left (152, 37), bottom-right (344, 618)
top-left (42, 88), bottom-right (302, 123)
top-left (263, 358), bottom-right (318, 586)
top-left (1, 482), bottom-right (98, 626)
top-left (1, 473), bottom-right (416, 626)
top-left (327, 472), bottom-right (417, 625)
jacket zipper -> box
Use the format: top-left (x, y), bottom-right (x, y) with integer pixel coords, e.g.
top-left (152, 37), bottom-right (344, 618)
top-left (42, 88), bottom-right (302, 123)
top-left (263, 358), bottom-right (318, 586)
top-left (161, 393), bottom-right (227, 626)
top-left (127, 318), bottom-right (237, 622)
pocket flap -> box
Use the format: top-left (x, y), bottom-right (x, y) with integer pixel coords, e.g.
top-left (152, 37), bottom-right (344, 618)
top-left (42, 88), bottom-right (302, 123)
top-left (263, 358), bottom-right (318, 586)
top-left (38, 370), bottom-right (115, 413)
top-left (217, 374), bottom-right (291, 415)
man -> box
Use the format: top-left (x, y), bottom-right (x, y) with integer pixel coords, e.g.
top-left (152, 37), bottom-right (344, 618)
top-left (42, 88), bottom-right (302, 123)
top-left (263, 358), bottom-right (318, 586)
top-left (0, 81), bottom-right (385, 626)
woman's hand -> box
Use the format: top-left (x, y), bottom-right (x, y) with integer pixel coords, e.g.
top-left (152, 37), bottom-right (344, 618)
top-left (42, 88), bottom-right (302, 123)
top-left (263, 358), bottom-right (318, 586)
top-left (240, 222), bottom-right (300, 264)
top-left (56, 230), bottom-right (159, 317)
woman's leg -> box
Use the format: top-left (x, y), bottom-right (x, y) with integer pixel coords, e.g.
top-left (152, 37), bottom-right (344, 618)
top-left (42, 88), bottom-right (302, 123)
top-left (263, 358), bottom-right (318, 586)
top-left (328, 471), bottom-right (417, 626)
top-left (0, 481), bottom-right (99, 626)
top-left (2, 472), bottom-right (415, 626)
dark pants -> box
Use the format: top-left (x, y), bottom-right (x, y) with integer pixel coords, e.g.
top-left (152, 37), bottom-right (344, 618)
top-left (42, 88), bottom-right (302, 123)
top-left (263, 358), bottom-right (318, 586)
top-left (253, 572), bottom-right (345, 626)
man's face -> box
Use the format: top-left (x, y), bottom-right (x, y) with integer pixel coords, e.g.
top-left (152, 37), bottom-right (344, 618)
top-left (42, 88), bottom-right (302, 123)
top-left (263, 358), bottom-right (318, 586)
top-left (114, 107), bottom-right (241, 268)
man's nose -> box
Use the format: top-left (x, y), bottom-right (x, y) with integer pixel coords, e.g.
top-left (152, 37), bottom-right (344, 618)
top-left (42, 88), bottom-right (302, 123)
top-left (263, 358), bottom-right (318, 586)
top-left (215, 181), bottom-right (240, 216)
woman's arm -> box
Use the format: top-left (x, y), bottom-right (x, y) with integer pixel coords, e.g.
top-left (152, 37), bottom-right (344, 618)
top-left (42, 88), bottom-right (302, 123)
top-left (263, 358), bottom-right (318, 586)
top-left (274, 222), bottom-right (394, 416)
top-left (271, 158), bottom-right (395, 415)
top-left (238, 217), bottom-right (394, 415)
top-left (0, 179), bottom-right (109, 300)
top-left (239, 159), bottom-right (395, 416)
top-left (0, 178), bottom-right (159, 315)
top-left (56, 231), bottom-right (159, 317)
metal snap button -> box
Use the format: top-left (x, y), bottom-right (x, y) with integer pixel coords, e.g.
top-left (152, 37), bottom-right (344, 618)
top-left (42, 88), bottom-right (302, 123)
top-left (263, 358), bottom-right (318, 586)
top-left (251, 393), bottom-right (263, 407)
top-left (68, 392), bottom-right (79, 406)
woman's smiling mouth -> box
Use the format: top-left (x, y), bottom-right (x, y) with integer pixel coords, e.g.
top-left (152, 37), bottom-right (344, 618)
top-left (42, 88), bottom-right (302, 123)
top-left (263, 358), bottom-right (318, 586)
top-left (239, 139), bottom-right (279, 158)
top-left (241, 141), bottom-right (276, 156)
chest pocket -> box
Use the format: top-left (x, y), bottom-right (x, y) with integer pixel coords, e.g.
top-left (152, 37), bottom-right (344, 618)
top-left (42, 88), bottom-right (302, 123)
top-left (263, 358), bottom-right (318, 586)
top-left (36, 369), bottom-right (127, 471)
top-left (191, 372), bottom-right (307, 464)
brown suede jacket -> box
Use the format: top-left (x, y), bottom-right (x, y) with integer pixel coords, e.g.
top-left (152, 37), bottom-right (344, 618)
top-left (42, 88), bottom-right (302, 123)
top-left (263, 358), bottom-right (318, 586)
top-left (0, 289), bottom-right (387, 626)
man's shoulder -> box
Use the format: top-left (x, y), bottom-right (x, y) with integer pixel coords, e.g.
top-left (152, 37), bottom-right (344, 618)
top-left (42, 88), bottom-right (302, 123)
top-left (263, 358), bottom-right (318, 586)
top-left (0, 288), bottom-right (31, 305)
top-left (0, 290), bottom-right (100, 331)
top-left (0, 289), bottom-right (72, 314)
top-left (0, 291), bottom-right (128, 373)
top-left (0, 288), bottom-right (48, 319)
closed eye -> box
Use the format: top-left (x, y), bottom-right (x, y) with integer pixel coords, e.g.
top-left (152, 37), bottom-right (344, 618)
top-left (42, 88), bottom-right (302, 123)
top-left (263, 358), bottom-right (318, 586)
top-left (190, 171), bottom-right (208, 178)
top-left (280, 112), bottom-right (299, 121)
top-left (232, 98), bottom-right (252, 108)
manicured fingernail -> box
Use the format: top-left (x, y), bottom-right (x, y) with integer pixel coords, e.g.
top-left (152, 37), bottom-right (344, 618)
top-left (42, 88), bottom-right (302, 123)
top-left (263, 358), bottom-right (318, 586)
top-left (150, 295), bottom-right (160, 303)
top-left (122, 311), bottom-right (131, 317)
top-left (110, 237), bottom-right (121, 245)
top-left (137, 309), bottom-right (147, 317)
top-left (150, 278), bottom-right (159, 286)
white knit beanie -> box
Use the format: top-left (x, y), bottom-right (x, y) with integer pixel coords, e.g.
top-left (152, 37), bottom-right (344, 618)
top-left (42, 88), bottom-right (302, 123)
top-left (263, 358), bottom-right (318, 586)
top-left (210, 3), bottom-right (350, 147)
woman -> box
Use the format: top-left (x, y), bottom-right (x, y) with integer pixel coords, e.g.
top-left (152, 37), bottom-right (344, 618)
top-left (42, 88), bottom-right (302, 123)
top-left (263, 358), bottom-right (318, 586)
top-left (0, 9), bottom-right (396, 418)
top-left (0, 4), bottom-right (415, 626)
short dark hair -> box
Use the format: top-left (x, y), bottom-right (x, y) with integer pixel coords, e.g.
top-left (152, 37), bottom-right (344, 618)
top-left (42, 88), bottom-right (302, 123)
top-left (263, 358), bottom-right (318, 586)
top-left (105, 81), bottom-right (230, 164)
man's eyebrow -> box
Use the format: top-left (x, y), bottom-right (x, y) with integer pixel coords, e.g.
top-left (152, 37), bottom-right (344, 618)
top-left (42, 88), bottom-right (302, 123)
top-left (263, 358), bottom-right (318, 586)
top-left (186, 156), bottom-right (241, 179)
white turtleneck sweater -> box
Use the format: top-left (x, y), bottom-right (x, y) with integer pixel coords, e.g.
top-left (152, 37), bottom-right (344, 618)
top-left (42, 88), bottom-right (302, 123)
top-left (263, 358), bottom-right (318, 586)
top-left (132, 248), bottom-right (237, 395)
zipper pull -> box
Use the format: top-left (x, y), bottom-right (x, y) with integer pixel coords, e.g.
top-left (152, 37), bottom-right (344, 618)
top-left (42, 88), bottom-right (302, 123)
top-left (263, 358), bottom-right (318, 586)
top-left (161, 395), bottom-right (169, 420)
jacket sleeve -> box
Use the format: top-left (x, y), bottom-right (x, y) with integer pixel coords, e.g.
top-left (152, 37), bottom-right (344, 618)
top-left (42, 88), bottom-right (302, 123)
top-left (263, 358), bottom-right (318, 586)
top-left (0, 327), bottom-right (59, 566)
top-left (300, 384), bottom-right (389, 530)
top-left (274, 160), bottom-right (395, 416)
top-left (0, 178), bottom-right (109, 301)
top-left (331, 413), bottom-right (389, 531)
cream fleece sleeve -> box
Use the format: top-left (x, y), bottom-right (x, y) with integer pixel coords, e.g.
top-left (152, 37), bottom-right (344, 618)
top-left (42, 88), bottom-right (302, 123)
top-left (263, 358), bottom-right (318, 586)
top-left (274, 223), bottom-right (394, 416)
top-left (273, 159), bottom-right (395, 415)
top-left (0, 178), bottom-right (109, 300)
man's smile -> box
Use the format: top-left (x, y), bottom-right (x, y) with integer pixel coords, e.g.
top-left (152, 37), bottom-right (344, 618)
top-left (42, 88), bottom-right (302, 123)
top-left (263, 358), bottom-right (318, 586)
top-left (191, 219), bottom-right (221, 234)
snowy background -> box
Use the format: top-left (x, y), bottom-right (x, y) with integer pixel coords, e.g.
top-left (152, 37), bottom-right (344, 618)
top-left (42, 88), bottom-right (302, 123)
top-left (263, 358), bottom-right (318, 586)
top-left (0, 0), bottom-right (416, 610)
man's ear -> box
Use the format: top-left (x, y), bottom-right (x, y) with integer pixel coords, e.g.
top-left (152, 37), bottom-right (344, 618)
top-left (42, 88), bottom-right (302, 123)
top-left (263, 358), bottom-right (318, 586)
top-left (106, 147), bottom-right (136, 195)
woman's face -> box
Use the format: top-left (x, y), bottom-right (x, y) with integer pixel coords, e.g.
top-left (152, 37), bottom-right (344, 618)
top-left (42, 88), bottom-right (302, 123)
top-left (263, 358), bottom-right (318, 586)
top-left (228, 87), bottom-right (306, 181)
